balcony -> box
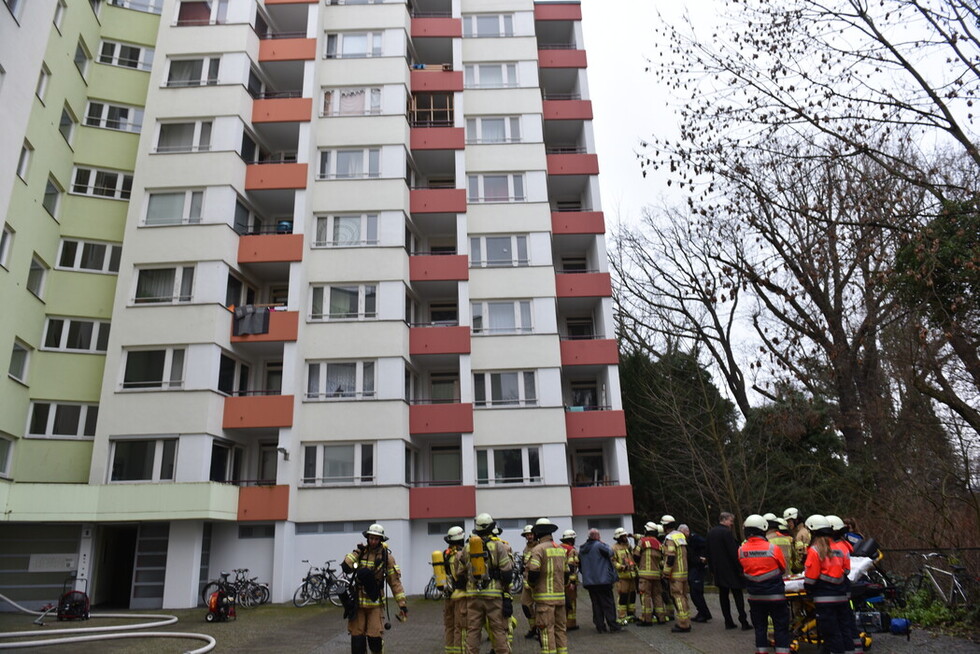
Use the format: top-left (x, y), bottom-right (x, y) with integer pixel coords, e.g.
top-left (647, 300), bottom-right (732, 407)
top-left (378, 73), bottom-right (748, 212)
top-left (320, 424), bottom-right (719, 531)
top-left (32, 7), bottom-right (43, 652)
top-left (258, 37), bottom-right (316, 62)
top-left (534, 3), bottom-right (583, 21)
top-left (223, 394), bottom-right (293, 429)
top-left (238, 233), bottom-right (303, 263)
top-left (410, 325), bottom-right (470, 355)
top-left (570, 483), bottom-right (635, 516)
top-left (538, 48), bottom-right (588, 69)
top-left (542, 98), bottom-right (593, 121)
top-left (555, 272), bottom-right (612, 298)
top-left (410, 127), bottom-right (465, 150)
top-left (410, 188), bottom-right (467, 214)
top-left (565, 408), bottom-right (627, 439)
top-left (552, 210), bottom-right (605, 234)
top-left (230, 309), bottom-right (299, 343)
top-left (409, 485), bottom-right (476, 519)
top-left (238, 484), bottom-right (289, 521)
top-left (560, 338), bottom-right (618, 366)
top-left (411, 16), bottom-right (462, 38)
top-left (245, 162), bottom-right (307, 190)
top-left (547, 151), bottom-right (599, 176)
top-left (410, 254), bottom-right (468, 281)
top-left (409, 402), bottom-right (473, 434)
top-left (252, 97), bottom-right (312, 123)
top-left (410, 69), bottom-right (464, 93)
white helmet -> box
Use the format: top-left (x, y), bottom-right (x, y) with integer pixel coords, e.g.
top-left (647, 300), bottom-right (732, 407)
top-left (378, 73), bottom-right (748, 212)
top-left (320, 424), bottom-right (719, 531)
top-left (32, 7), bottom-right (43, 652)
top-left (445, 526), bottom-right (465, 544)
top-left (762, 512), bottom-right (778, 522)
top-left (644, 521), bottom-right (658, 534)
top-left (744, 514), bottom-right (768, 532)
top-left (475, 513), bottom-right (495, 533)
top-left (533, 517), bottom-right (559, 536)
top-left (826, 515), bottom-right (845, 532)
top-left (783, 507), bottom-right (800, 521)
top-left (776, 518), bottom-right (789, 531)
top-left (363, 523), bottom-right (387, 540)
top-left (612, 527), bottom-right (629, 540)
top-left (561, 529), bottom-right (576, 542)
top-left (660, 514), bottom-right (676, 526)
top-left (522, 524), bottom-right (534, 535)
top-left (804, 514), bottom-right (832, 534)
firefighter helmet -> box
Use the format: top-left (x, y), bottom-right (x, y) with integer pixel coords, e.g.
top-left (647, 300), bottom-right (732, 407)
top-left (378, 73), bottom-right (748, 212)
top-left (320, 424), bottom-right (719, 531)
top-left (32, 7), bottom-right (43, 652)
top-left (533, 517), bottom-right (559, 536)
top-left (445, 526), bottom-right (465, 544)
top-left (826, 515), bottom-right (845, 532)
top-left (561, 529), bottom-right (576, 542)
top-left (660, 514), bottom-right (676, 526)
top-left (783, 507), bottom-right (800, 521)
top-left (776, 518), bottom-right (789, 531)
top-left (644, 521), bottom-right (658, 534)
top-left (804, 514), bottom-right (832, 535)
top-left (744, 514), bottom-right (768, 533)
top-left (363, 523), bottom-right (388, 541)
top-left (522, 524), bottom-right (534, 536)
top-left (762, 512), bottom-right (778, 522)
top-left (612, 527), bottom-right (629, 540)
top-left (474, 513), bottom-right (496, 534)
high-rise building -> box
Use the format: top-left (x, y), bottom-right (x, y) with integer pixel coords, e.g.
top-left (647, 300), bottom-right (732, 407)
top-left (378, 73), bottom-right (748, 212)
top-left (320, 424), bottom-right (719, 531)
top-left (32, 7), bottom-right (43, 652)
top-left (0, 0), bottom-right (631, 610)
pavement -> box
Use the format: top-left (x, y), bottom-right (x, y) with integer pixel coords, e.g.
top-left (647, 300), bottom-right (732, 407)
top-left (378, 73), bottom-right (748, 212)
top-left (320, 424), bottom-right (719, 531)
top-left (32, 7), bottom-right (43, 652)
top-left (1, 590), bottom-right (977, 653)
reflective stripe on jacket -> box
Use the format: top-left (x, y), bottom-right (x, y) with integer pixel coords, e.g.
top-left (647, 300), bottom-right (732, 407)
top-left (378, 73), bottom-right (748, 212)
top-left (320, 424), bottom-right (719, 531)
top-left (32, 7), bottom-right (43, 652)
top-left (528, 536), bottom-right (568, 605)
top-left (803, 544), bottom-right (849, 600)
top-left (738, 536), bottom-right (786, 601)
top-left (612, 542), bottom-right (635, 580)
top-left (663, 531), bottom-right (688, 579)
top-left (633, 536), bottom-right (663, 579)
top-left (344, 543), bottom-right (406, 608)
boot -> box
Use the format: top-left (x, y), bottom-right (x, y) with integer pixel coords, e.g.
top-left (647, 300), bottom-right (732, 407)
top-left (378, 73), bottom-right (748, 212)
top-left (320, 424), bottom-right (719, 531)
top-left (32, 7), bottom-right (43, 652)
top-left (351, 635), bottom-right (367, 654)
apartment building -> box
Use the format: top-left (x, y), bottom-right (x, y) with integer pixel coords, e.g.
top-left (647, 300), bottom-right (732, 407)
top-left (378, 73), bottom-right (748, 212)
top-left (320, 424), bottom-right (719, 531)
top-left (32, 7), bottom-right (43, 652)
top-left (0, 0), bottom-right (631, 610)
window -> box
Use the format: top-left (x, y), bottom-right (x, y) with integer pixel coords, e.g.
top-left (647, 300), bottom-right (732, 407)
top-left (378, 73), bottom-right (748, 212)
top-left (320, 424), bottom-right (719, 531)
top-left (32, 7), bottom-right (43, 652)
top-left (314, 214), bottom-right (378, 247)
top-left (122, 348), bottom-right (185, 389)
top-left (463, 14), bottom-right (514, 38)
top-left (565, 317), bottom-right (595, 339)
top-left (210, 440), bottom-right (242, 482)
top-left (43, 178), bottom-right (62, 217)
top-left (8, 340), bottom-right (29, 382)
top-left (474, 370), bottom-right (537, 407)
top-left (306, 360), bottom-right (375, 399)
top-left (311, 284), bottom-right (377, 320)
top-left (476, 446), bottom-right (541, 485)
top-left (110, 439), bottom-right (177, 481)
top-left (43, 318), bottom-right (110, 353)
top-left (28, 402), bottom-right (98, 438)
top-left (27, 257), bottom-right (47, 297)
top-left (572, 447), bottom-right (606, 486)
top-left (71, 167), bottom-right (133, 199)
top-left (325, 32), bottom-right (383, 59)
top-left (36, 63), bottom-right (50, 100)
top-left (16, 141), bottom-right (31, 180)
top-left (560, 256), bottom-right (588, 272)
top-left (57, 239), bottom-right (121, 273)
top-left (302, 442), bottom-right (374, 485)
top-left (99, 40), bottom-right (154, 71)
top-left (109, 0), bottom-right (164, 14)
top-left (85, 101), bottom-right (143, 132)
top-left (464, 63), bottom-right (518, 89)
top-left (467, 174), bottom-right (525, 202)
top-left (59, 106), bottom-right (77, 143)
top-left (409, 92), bottom-right (453, 126)
top-left (134, 266), bottom-right (194, 303)
top-left (74, 40), bottom-right (91, 77)
top-left (217, 353), bottom-right (249, 395)
top-left (318, 149), bottom-right (380, 179)
top-left (321, 87), bottom-right (381, 116)
top-left (156, 121), bottom-right (211, 153)
top-left (166, 57), bottom-right (219, 86)
top-left (145, 190), bottom-right (203, 225)
top-left (295, 520), bottom-right (374, 535)
top-left (0, 224), bottom-right (12, 268)
top-left (239, 524), bottom-right (275, 539)
top-left (569, 380), bottom-right (597, 409)
top-left (466, 116), bottom-right (521, 143)
top-left (472, 301), bottom-right (532, 334)
top-left (175, 0), bottom-right (227, 25)
top-left (470, 235), bottom-right (528, 267)
top-left (0, 433), bottom-right (11, 478)
top-left (53, 0), bottom-right (67, 28)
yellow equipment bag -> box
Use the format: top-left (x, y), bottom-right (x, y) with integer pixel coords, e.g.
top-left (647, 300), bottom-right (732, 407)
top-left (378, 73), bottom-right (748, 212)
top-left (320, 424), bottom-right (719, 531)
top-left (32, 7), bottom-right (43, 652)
top-left (432, 549), bottom-right (447, 589)
top-left (469, 535), bottom-right (487, 578)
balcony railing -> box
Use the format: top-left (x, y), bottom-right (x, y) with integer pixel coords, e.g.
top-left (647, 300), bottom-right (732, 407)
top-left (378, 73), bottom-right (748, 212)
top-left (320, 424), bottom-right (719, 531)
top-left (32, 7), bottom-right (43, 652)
top-left (257, 30), bottom-right (306, 40)
top-left (565, 404), bottom-right (613, 412)
top-left (546, 146), bottom-right (588, 154)
top-left (409, 397), bottom-right (461, 405)
top-left (538, 42), bottom-right (578, 50)
top-left (542, 93), bottom-right (581, 101)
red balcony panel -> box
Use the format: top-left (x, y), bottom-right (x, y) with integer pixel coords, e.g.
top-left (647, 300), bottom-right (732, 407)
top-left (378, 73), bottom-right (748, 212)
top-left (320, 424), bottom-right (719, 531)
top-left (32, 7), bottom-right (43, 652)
top-left (534, 3), bottom-right (583, 21)
top-left (238, 485), bottom-right (289, 522)
top-left (538, 49), bottom-right (588, 69)
top-left (411, 17), bottom-right (463, 38)
top-left (411, 127), bottom-right (465, 151)
top-left (258, 38), bottom-right (316, 62)
top-left (560, 339), bottom-right (619, 366)
top-left (238, 234), bottom-right (303, 263)
top-left (547, 153), bottom-right (599, 176)
top-left (223, 394), bottom-right (294, 429)
top-left (410, 188), bottom-right (467, 214)
top-left (410, 326), bottom-right (471, 355)
top-left (231, 310), bottom-right (299, 343)
top-left (555, 272), bottom-right (612, 298)
top-left (252, 97), bottom-right (313, 123)
top-left (410, 69), bottom-right (464, 93)
top-left (551, 211), bottom-right (605, 234)
top-left (410, 254), bottom-right (468, 281)
top-left (410, 403), bottom-right (474, 434)
top-left (245, 163), bottom-right (307, 190)
top-left (565, 409), bottom-right (627, 439)
top-left (570, 484), bottom-right (634, 516)
top-left (542, 100), bottom-right (593, 121)
top-left (410, 485), bottom-right (476, 520)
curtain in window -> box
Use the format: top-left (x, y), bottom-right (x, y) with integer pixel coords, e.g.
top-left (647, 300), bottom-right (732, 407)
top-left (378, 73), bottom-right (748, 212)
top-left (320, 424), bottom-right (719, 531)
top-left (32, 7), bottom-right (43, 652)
top-left (177, 1), bottom-right (211, 25)
top-left (80, 243), bottom-right (106, 269)
top-left (329, 287), bottom-right (359, 317)
top-left (178, 267), bottom-right (194, 301)
top-left (146, 193), bottom-right (184, 225)
top-left (168, 59), bottom-right (202, 85)
top-left (315, 217), bottom-right (330, 244)
top-left (66, 321), bottom-right (93, 350)
top-left (492, 372), bottom-right (519, 405)
top-left (342, 34), bottom-right (368, 57)
top-left (483, 176), bottom-right (509, 201)
top-left (158, 124), bottom-right (194, 151)
top-left (333, 216), bottom-right (360, 244)
top-left (335, 151), bottom-right (363, 178)
top-left (339, 89), bottom-right (365, 114)
top-left (481, 118), bottom-right (506, 143)
top-left (363, 362), bottom-right (375, 395)
top-left (307, 365), bottom-right (320, 397)
top-left (488, 303), bottom-right (515, 333)
top-left (370, 88), bottom-right (381, 113)
top-left (485, 237), bottom-right (511, 264)
top-left (106, 105), bottom-right (129, 129)
top-left (326, 362), bottom-right (356, 396)
top-left (136, 269), bottom-right (174, 302)
top-left (477, 15), bottom-right (499, 37)
top-left (479, 65), bottom-right (503, 87)
top-left (322, 444), bottom-right (354, 480)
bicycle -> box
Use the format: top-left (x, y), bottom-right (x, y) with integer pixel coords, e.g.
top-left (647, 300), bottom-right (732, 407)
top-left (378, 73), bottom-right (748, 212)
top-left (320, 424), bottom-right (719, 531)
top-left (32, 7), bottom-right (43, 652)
top-left (903, 552), bottom-right (977, 607)
top-left (200, 571), bottom-right (235, 608)
top-left (231, 568), bottom-right (270, 608)
top-left (319, 559), bottom-right (351, 607)
top-left (293, 559), bottom-right (350, 607)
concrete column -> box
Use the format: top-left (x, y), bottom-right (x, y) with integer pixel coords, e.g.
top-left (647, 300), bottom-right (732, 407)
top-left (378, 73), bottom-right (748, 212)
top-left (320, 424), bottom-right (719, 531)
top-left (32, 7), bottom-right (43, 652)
top-left (162, 520), bottom-right (204, 609)
top-left (271, 520), bottom-right (295, 603)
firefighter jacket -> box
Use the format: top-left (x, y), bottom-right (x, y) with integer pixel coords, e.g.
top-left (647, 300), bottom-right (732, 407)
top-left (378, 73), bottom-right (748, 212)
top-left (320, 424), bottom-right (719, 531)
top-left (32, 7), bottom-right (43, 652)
top-left (767, 531), bottom-right (797, 573)
top-left (559, 542), bottom-right (579, 584)
top-left (738, 535), bottom-right (787, 601)
top-left (527, 535), bottom-right (568, 605)
top-left (343, 542), bottom-right (406, 608)
top-left (633, 536), bottom-right (663, 579)
top-left (663, 530), bottom-right (688, 580)
top-left (803, 542), bottom-right (849, 602)
top-left (522, 539), bottom-right (537, 580)
top-left (611, 541), bottom-right (636, 580)
top-left (454, 535), bottom-right (514, 599)
top-left (793, 524), bottom-right (812, 563)
top-left (444, 545), bottom-right (465, 599)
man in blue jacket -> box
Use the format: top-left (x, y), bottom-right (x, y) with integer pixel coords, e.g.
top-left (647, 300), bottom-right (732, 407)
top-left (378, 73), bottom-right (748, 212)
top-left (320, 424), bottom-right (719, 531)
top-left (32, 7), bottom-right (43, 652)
top-left (578, 528), bottom-right (621, 633)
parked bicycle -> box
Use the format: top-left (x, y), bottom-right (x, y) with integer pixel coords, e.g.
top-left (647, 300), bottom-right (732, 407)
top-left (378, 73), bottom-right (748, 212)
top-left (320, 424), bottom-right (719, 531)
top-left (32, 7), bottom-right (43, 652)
top-left (293, 559), bottom-right (350, 607)
top-left (200, 568), bottom-right (270, 608)
top-left (903, 552), bottom-right (978, 607)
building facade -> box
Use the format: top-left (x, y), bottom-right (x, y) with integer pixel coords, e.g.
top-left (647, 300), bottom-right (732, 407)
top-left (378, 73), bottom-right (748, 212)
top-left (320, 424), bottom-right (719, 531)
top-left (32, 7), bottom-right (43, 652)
top-left (0, 0), bottom-right (631, 610)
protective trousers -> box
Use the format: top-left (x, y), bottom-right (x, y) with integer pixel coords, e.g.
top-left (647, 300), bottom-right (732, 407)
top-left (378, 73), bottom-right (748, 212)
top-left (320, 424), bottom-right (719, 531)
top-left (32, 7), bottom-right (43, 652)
top-left (814, 601), bottom-right (855, 653)
top-left (564, 583), bottom-right (577, 628)
top-left (535, 603), bottom-right (567, 654)
top-left (348, 606), bottom-right (384, 637)
top-left (465, 597), bottom-right (510, 654)
top-left (669, 579), bottom-right (691, 629)
top-left (615, 578), bottom-right (636, 622)
top-left (638, 577), bottom-right (667, 622)
top-left (444, 597), bottom-right (465, 654)
top-left (521, 586), bottom-right (535, 632)
top-left (748, 600), bottom-right (791, 654)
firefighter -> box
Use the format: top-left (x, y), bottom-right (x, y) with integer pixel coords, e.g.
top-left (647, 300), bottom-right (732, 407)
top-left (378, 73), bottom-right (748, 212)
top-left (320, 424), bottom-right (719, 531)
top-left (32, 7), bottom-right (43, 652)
top-left (527, 518), bottom-right (568, 654)
top-left (827, 514), bottom-right (864, 653)
top-left (519, 524), bottom-right (538, 639)
top-left (661, 515), bottom-right (691, 632)
top-left (803, 515), bottom-right (852, 654)
top-left (633, 521), bottom-right (668, 625)
top-left (341, 523), bottom-right (408, 654)
top-left (784, 507), bottom-right (811, 572)
top-left (486, 527), bottom-right (518, 651)
top-left (441, 526), bottom-right (467, 654)
top-left (558, 529), bottom-right (579, 630)
top-left (738, 514), bottom-right (790, 654)
top-left (611, 527), bottom-right (637, 624)
top-left (455, 512), bottom-right (514, 654)
top-left (767, 516), bottom-right (797, 574)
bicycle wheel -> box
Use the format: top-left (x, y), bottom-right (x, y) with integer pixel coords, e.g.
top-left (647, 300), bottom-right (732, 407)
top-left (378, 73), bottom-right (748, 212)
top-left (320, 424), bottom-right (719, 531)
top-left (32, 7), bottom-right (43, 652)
top-left (237, 585), bottom-right (253, 609)
top-left (200, 581), bottom-right (222, 606)
top-left (309, 574), bottom-right (327, 602)
top-left (326, 579), bottom-right (350, 607)
top-left (293, 582), bottom-right (315, 607)
top-left (254, 584), bottom-right (271, 605)
top-left (510, 573), bottom-right (523, 594)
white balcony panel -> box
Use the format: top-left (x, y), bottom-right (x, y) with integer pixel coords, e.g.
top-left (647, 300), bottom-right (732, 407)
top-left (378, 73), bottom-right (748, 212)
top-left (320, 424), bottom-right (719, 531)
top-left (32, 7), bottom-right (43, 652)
top-left (472, 407), bottom-right (566, 446)
top-left (323, 4), bottom-right (410, 31)
top-left (317, 58), bottom-right (410, 89)
top-left (306, 248), bottom-right (408, 283)
top-left (295, 401), bottom-right (408, 440)
top-left (471, 334), bottom-right (561, 370)
top-left (301, 321), bottom-right (409, 360)
top-left (470, 266), bottom-right (556, 299)
top-left (315, 116), bottom-right (410, 147)
top-left (462, 37), bottom-right (538, 64)
top-left (311, 179), bottom-right (409, 213)
top-left (467, 203), bottom-right (551, 234)
top-left (464, 88), bottom-right (542, 115)
top-left (465, 143), bottom-right (546, 173)
top-left (475, 485), bottom-right (570, 520)
top-left (294, 485), bottom-right (409, 522)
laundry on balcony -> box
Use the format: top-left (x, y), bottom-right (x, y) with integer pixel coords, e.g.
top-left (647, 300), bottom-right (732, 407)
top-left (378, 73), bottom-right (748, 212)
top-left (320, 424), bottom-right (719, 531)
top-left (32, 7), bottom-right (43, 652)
top-left (233, 305), bottom-right (271, 335)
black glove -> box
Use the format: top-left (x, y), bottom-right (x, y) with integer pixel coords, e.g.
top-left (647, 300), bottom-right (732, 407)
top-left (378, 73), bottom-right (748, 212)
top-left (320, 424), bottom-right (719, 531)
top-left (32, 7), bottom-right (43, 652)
top-left (502, 596), bottom-right (513, 618)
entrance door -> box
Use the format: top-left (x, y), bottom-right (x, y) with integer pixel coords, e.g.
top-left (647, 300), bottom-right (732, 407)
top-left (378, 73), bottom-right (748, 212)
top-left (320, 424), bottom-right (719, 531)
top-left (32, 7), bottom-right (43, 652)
top-left (130, 522), bottom-right (170, 609)
top-left (96, 525), bottom-right (137, 608)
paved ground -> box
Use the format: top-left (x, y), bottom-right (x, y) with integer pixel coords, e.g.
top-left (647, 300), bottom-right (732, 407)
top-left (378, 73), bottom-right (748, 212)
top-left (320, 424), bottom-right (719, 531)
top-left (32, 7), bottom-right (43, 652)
top-left (1, 591), bottom-right (976, 653)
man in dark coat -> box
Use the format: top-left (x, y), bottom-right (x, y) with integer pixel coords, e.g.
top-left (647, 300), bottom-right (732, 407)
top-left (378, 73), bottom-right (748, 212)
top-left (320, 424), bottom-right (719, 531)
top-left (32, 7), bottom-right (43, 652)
top-left (680, 524), bottom-right (712, 622)
top-left (706, 512), bottom-right (751, 630)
